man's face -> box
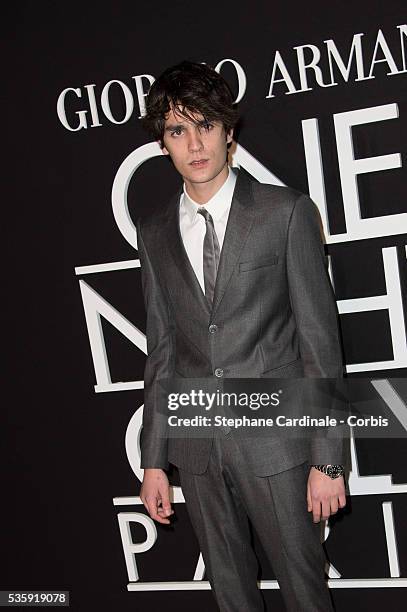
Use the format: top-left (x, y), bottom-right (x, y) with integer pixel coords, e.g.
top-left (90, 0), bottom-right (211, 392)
top-left (161, 106), bottom-right (233, 189)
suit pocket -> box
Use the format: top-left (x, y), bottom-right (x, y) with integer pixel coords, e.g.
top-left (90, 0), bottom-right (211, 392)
top-left (261, 357), bottom-right (303, 378)
top-left (239, 255), bottom-right (279, 272)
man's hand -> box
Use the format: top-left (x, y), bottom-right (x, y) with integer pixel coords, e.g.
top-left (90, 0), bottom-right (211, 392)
top-left (140, 468), bottom-right (174, 525)
top-left (307, 466), bottom-right (346, 523)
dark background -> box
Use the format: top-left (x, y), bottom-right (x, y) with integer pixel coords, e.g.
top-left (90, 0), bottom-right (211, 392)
top-left (3, 1), bottom-right (406, 610)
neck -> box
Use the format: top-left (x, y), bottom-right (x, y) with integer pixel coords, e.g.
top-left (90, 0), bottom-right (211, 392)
top-left (184, 163), bottom-right (229, 205)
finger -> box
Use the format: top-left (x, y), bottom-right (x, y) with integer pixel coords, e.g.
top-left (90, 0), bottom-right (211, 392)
top-left (140, 494), bottom-right (147, 510)
top-left (159, 492), bottom-right (174, 517)
top-left (330, 498), bottom-right (339, 515)
top-left (307, 483), bottom-right (312, 512)
top-left (312, 500), bottom-right (321, 523)
top-left (157, 504), bottom-right (174, 518)
top-left (146, 497), bottom-right (170, 525)
top-left (338, 494), bottom-right (347, 508)
top-left (321, 500), bottom-right (331, 521)
top-left (140, 495), bottom-right (151, 515)
top-left (145, 497), bottom-right (157, 519)
top-left (150, 510), bottom-right (171, 525)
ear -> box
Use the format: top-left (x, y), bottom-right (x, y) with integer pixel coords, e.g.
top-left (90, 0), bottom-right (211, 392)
top-left (160, 140), bottom-right (170, 155)
top-left (226, 128), bottom-right (233, 144)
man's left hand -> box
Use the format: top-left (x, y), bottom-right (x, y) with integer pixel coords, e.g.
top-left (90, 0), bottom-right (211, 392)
top-left (307, 466), bottom-right (346, 523)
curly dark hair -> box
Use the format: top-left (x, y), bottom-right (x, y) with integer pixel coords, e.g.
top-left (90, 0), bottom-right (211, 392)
top-left (142, 60), bottom-right (239, 146)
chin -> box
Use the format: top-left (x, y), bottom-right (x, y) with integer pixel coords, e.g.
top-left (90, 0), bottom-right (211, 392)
top-left (188, 166), bottom-right (224, 183)
top-left (184, 168), bottom-right (210, 181)
top-left (192, 176), bottom-right (218, 186)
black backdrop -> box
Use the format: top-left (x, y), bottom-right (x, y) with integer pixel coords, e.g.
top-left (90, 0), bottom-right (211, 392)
top-left (3, 1), bottom-right (407, 610)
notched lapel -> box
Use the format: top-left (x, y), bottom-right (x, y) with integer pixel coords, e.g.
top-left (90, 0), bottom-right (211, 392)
top-left (165, 189), bottom-right (211, 317)
top-left (211, 168), bottom-right (256, 318)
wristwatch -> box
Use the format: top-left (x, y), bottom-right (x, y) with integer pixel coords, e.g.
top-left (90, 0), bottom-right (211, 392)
top-left (312, 464), bottom-right (344, 479)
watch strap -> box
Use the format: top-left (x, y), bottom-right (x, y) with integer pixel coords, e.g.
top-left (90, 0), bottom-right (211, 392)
top-left (312, 464), bottom-right (344, 479)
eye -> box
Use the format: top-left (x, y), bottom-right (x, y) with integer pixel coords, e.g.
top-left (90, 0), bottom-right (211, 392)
top-left (200, 122), bottom-right (214, 131)
top-left (170, 127), bottom-right (184, 137)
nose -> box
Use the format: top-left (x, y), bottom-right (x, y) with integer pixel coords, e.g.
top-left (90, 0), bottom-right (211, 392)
top-left (187, 126), bottom-right (204, 153)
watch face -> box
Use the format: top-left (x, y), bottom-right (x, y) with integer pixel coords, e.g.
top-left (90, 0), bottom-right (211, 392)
top-left (328, 465), bottom-right (344, 478)
top-left (313, 465), bottom-right (344, 478)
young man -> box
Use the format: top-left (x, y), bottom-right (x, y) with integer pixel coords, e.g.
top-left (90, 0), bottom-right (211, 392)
top-left (137, 60), bottom-right (348, 611)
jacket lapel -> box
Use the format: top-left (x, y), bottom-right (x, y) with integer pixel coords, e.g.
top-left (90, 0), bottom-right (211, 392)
top-left (165, 188), bottom-right (211, 317)
top-left (211, 168), bottom-right (255, 318)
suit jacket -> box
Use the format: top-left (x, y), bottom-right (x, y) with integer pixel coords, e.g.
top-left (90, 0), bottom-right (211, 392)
top-left (137, 167), bottom-right (349, 476)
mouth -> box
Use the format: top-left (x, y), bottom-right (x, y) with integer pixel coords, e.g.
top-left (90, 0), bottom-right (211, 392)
top-left (189, 159), bottom-right (209, 168)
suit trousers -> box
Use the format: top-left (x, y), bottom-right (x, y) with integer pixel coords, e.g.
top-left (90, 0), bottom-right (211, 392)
top-left (178, 433), bottom-right (335, 612)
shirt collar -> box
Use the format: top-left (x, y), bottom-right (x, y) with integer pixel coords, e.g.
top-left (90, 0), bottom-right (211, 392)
top-left (182, 166), bottom-right (237, 223)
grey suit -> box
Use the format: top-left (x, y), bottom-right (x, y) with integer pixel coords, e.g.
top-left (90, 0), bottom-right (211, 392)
top-left (137, 167), bottom-right (348, 611)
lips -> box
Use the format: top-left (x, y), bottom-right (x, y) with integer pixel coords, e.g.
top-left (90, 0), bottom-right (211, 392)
top-left (190, 159), bottom-right (209, 167)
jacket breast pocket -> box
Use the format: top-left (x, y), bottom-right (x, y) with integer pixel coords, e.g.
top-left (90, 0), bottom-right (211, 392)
top-left (239, 255), bottom-right (279, 273)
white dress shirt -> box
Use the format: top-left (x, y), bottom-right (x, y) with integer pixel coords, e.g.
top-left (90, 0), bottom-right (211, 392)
top-left (179, 166), bottom-right (237, 293)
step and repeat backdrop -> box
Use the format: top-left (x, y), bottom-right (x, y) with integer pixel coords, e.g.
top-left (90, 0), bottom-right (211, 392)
top-left (3, 1), bottom-right (406, 610)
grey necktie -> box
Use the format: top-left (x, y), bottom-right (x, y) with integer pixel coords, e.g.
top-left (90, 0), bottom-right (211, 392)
top-left (197, 207), bottom-right (220, 305)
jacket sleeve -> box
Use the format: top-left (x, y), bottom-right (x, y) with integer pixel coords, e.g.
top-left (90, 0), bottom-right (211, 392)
top-left (137, 219), bottom-right (173, 470)
top-left (286, 194), bottom-right (349, 466)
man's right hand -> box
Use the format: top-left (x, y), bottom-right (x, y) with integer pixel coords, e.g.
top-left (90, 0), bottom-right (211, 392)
top-left (140, 468), bottom-right (174, 525)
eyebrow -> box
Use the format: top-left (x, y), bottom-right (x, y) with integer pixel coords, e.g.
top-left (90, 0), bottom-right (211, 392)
top-left (164, 119), bottom-right (211, 131)
top-left (165, 123), bottom-right (184, 131)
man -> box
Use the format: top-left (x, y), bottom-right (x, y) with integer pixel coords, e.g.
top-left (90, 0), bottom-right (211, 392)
top-left (137, 60), bottom-right (348, 611)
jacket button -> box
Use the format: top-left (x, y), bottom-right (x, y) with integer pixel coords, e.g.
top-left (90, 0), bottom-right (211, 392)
top-left (214, 368), bottom-right (224, 378)
top-left (209, 324), bottom-right (218, 334)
